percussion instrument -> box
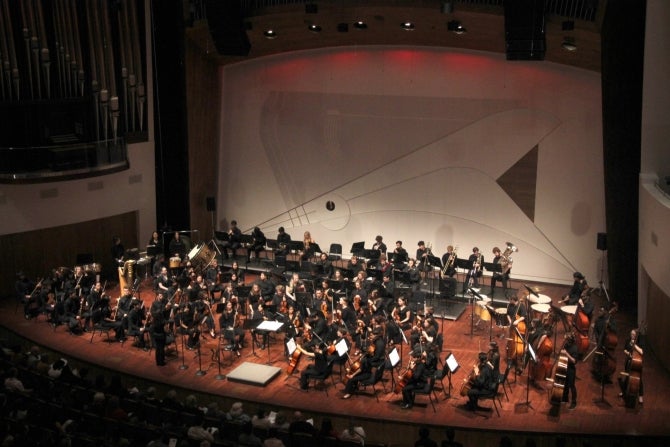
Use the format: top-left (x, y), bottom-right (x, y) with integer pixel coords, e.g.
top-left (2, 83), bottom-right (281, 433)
top-left (84, 263), bottom-right (102, 273)
top-left (529, 293), bottom-right (552, 304)
top-left (531, 303), bottom-right (551, 320)
top-left (188, 243), bottom-right (216, 275)
top-left (561, 305), bottom-right (577, 315)
top-left (169, 256), bottom-right (182, 269)
top-left (475, 296), bottom-right (492, 322)
top-left (494, 308), bottom-right (508, 327)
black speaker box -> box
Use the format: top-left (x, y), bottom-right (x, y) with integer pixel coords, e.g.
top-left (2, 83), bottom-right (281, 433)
top-left (206, 197), bottom-right (215, 211)
top-left (597, 232), bottom-right (607, 251)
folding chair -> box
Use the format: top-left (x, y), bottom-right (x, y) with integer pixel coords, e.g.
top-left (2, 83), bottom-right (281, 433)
top-left (413, 377), bottom-right (438, 412)
top-left (476, 380), bottom-right (502, 417)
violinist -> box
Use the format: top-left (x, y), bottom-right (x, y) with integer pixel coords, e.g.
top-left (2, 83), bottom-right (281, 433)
top-left (193, 292), bottom-right (216, 338)
top-left (560, 332), bottom-right (579, 409)
top-left (298, 344), bottom-right (331, 391)
top-left (400, 349), bottom-right (431, 409)
top-left (286, 305), bottom-right (303, 338)
top-left (465, 352), bottom-right (496, 411)
top-left (219, 301), bottom-right (243, 357)
top-left (304, 310), bottom-right (328, 350)
top-left (155, 267), bottom-right (171, 294)
top-left (326, 326), bottom-right (351, 366)
top-left (229, 260), bottom-right (245, 284)
top-left (98, 296), bottom-right (127, 342)
top-left (618, 328), bottom-right (644, 405)
top-left (410, 316), bottom-right (437, 349)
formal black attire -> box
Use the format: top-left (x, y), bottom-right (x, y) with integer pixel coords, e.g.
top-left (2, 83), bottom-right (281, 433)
top-left (402, 360), bottom-right (430, 408)
top-left (249, 228), bottom-right (267, 262)
top-left (618, 334), bottom-right (644, 399)
top-left (466, 361), bottom-right (496, 409)
top-left (441, 252), bottom-right (457, 277)
top-left (343, 354), bottom-right (373, 395)
top-left (168, 236), bottom-right (187, 259)
top-left (151, 314), bottom-right (167, 365)
top-left (219, 309), bottom-right (244, 350)
top-left (300, 349), bottom-right (332, 390)
top-left (562, 340), bottom-right (579, 405)
top-left (490, 254), bottom-right (510, 294)
top-left (462, 253), bottom-right (484, 292)
top-left (276, 231), bottom-right (291, 256)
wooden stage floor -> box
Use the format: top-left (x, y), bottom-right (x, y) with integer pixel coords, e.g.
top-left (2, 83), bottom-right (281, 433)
top-left (2, 277), bottom-right (669, 446)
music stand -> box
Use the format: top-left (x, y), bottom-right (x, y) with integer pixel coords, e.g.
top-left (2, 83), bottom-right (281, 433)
top-left (465, 288), bottom-right (483, 337)
top-left (350, 242), bottom-right (365, 256)
top-left (256, 320), bottom-right (284, 364)
top-left (521, 338), bottom-right (536, 410)
top-left (455, 258), bottom-right (473, 290)
top-left (444, 352), bottom-right (460, 399)
top-left (387, 347), bottom-right (401, 391)
top-left (288, 241), bottom-right (305, 253)
top-left (244, 319), bottom-right (261, 359)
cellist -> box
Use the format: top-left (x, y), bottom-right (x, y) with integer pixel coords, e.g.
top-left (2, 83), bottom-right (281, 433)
top-left (618, 328), bottom-right (644, 405)
top-left (298, 344), bottom-right (330, 391)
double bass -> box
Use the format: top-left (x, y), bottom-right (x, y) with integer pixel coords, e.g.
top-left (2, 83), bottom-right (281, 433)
top-left (591, 303), bottom-right (618, 380)
top-left (622, 323), bottom-right (645, 407)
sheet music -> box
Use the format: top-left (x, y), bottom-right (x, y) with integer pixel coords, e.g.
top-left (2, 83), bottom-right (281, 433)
top-left (389, 347), bottom-right (400, 367)
top-left (256, 320), bottom-right (284, 332)
top-left (446, 353), bottom-right (459, 373)
top-left (286, 338), bottom-right (297, 355)
top-left (335, 338), bottom-right (348, 356)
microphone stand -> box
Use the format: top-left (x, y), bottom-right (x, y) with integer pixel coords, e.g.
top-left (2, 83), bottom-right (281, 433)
top-left (518, 325), bottom-right (534, 411)
top-left (179, 330), bottom-right (188, 370)
top-left (214, 333), bottom-right (225, 380)
top-left (195, 340), bottom-right (206, 376)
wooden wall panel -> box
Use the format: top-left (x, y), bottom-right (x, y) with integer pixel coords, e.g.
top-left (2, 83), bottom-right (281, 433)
top-left (646, 272), bottom-right (670, 371)
top-left (0, 212), bottom-right (138, 298)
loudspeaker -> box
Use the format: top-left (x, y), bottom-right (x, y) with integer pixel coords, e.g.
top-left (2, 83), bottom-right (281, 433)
top-left (597, 232), bottom-right (607, 251)
top-left (206, 197), bottom-right (215, 212)
top-left (205, 0), bottom-right (251, 56)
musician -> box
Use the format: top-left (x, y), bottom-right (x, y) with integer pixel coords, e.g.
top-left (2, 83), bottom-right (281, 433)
top-left (592, 305), bottom-right (617, 347)
top-left (410, 317), bottom-right (437, 349)
top-left (272, 284), bottom-right (291, 311)
top-left (127, 301), bottom-right (149, 349)
top-left (81, 282), bottom-right (103, 330)
top-left (152, 254), bottom-right (166, 278)
top-left (111, 236), bottom-right (125, 267)
top-left (256, 271), bottom-right (275, 301)
top-left (465, 352), bottom-right (497, 411)
top-left (115, 286), bottom-right (134, 327)
top-left (560, 332), bottom-right (579, 409)
top-left (577, 287), bottom-right (595, 319)
top-left (400, 350), bottom-right (431, 409)
top-left (301, 231), bottom-right (317, 261)
top-left (488, 341), bottom-right (501, 376)
top-left (248, 227), bottom-right (267, 262)
top-left (339, 297), bottom-right (357, 333)
top-left (63, 292), bottom-right (84, 334)
top-left (316, 252), bottom-right (334, 279)
top-left (560, 272), bottom-right (586, 305)
top-left (351, 280), bottom-right (368, 303)
top-left (221, 220), bottom-right (242, 260)
top-left (276, 226), bottom-right (292, 256)
top-left (155, 267), bottom-right (171, 294)
top-left (342, 349), bottom-right (374, 399)
top-left (347, 255), bottom-right (365, 275)
top-left (168, 232), bottom-right (187, 259)
top-left (441, 245), bottom-right (457, 278)
top-left (178, 302), bottom-right (200, 350)
top-left (618, 328), bottom-right (644, 405)
top-left (298, 344), bottom-right (331, 391)
top-left (219, 301), bottom-right (243, 357)
top-left (393, 240), bottom-right (409, 265)
top-left (388, 296), bottom-right (413, 345)
top-left (304, 311), bottom-right (328, 350)
top-left (416, 241), bottom-right (430, 270)
top-left (148, 230), bottom-right (163, 252)
top-left (193, 293), bottom-right (216, 338)
top-left (96, 296), bottom-right (126, 342)
top-left (489, 247), bottom-right (510, 295)
top-left (327, 326), bottom-right (351, 364)
top-left (462, 247), bottom-right (484, 293)
top-left (372, 235), bottom-right (387, 254)
top-left (150, 311), bottom-right (167, 366)
top-left (22, 277), bottom-right (44, 320)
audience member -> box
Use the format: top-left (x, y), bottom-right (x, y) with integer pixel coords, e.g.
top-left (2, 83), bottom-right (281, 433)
top-left (238, 420), bottom-right (263, 446)
top-left (289, 411), bottom-right (315, 435)
top-left (340, 425), bottom-right (366, 445)
top-left (415, 426), bottom-right (438, 447)
top-left (227, 401), bottom-right (251, 423)
top-left (187, 413), bottom-right (215, 443)
top-left (263, 427), bottom-right (286, 447)
top-left (442, 427), bottom-right (464, 447)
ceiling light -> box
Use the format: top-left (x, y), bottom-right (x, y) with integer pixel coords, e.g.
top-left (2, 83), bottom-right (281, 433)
top-left (401, 22), bottom-right (415, 31)
top-left (562, 41), bottom-right (577, 51)
top-left (353, 21), bottom-right (367, 30)
top-left (308, 24), bottom-right (322, 33)
top-left (447, 20), bottom-right (466, 34)
top-left (263, 29), bottom-right (277, 39)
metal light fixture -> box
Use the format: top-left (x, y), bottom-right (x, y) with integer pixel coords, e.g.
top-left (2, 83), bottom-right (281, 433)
top-left (401, 22), bottom-right (415, 31)
top-left (447, 20), bottom-right (466, 34)
top-left (353, 21), bottom-right (367, 30)
top-left (263, 29), bottom-right (277, 39)
top-left (308, 24), bottom-right (322, 33)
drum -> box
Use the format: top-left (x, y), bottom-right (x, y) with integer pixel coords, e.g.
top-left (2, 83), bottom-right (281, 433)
top-left (561, 305), bottom-right (577, 315)
top-left (494, 308), bottom-right (508, 327)
top-left (169, 256), bottom-right (182, 269)
top-left (531, 303), bottom-right (551, 320)
top-left (475, 302), bottom-right (492, 322)
top-left (529, 293), bottom-right (552, 304)
top-left (189, 243), bottom-right (216, 274)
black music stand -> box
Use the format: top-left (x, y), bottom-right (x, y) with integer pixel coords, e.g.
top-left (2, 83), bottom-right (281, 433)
top-left (178, 330), bottom-right (189, 370)
top-left (464, 288), bottom-right (484, 337)
top-left (444, 352), bottom-right (460, 399)
top-left (288, 241), bottom-right (305, 253)
top-left (245, 319), bottom-right (262, 359)
top-left (350, 242), bottom-right (365, 256)
top-left (519, 328), bottom-right (535, 411)
top-left (455, 258), bottom-right (474, 292)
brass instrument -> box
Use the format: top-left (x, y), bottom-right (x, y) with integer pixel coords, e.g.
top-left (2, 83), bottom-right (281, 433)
top-left (499, 242), bottom-right (518, 275)
top-left (441, 246), bottom-right (458, 278)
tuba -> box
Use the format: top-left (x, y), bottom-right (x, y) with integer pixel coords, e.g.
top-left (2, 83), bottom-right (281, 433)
top-left (118, 259), bottom-right (137, 292)
top-left (499, 242), bottom-right (518, 275)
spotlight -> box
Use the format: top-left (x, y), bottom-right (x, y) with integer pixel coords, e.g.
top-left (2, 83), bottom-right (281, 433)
top-left (308, 24), bottom-right (322, 33)
top-left (561, 41), bottom-right (577, 51)
top-left (263, 29), bottom-right (277, 39)
top-left (353, 21), bottom-right (367, 30)
top-left (401, 22), bottom-right (415, 31)
top-left (447, 20), bottom-right (466, 34)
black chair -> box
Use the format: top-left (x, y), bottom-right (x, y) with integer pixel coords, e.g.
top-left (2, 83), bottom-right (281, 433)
top-left (356, 374), bottom-right (382, 402)
top-left (476, 380), bottom-right (502, 417)
top-left (413, 376), bottom-right (438, 413)
top-left (499, 362), bottom-right (513, 402)
top-left (89, 321), bottom-right (116, 344)
top-left (308, 365), bottom-right (334, 395)
top-left (328, 243), bottom-right (342, 260)
top-left (434, 360), bottom-right (453, 399)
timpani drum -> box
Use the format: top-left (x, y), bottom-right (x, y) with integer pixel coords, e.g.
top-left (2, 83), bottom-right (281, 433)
top-left (169, 256), bottom-right (182, 269)
top-left (531, 303), bottom-right (551, 320)
top-left (529, 293), bottom-right (552, 304)
top-left (561, 305), bottom-right (578, 315)
top-left (188, 242), bottom-right (216, 275)
top-left (494, 308), bottom-right (508, 327)
top-left (474, 296), bottom-right (492, 321)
